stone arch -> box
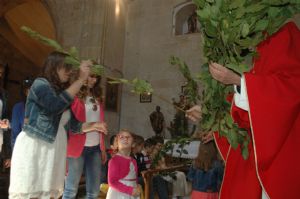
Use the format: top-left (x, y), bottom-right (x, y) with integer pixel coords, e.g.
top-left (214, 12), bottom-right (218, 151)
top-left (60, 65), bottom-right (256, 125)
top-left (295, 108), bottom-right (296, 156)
top-left (0, 0), bottom-right (57, 67)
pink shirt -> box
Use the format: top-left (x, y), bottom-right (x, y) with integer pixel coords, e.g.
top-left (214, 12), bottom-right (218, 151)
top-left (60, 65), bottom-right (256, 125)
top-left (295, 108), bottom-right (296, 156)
top-left (108, 154), bottom-right (138, 195)
top-left (67, 97), bottom-right (106, 157)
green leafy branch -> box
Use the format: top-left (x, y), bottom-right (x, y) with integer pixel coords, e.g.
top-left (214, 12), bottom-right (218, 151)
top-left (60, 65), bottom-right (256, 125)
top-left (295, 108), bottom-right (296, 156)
top-left (21, 26), bottom-right (153, 94)
top-left (169, 56), bottom-right (200, 105)
top-left (21, 26), bottom-right (104, 76)
top-left (108, 77), bottom-right (153, 95)
top-left (151, 136), bottom-right (192, 168)
top-left (192, 0), bottom-right (300, 159)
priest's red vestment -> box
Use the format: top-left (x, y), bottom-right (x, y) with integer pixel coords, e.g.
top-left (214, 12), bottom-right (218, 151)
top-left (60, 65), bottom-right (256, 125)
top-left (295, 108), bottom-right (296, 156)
top-left (214, 22), bottom-right (300, 199)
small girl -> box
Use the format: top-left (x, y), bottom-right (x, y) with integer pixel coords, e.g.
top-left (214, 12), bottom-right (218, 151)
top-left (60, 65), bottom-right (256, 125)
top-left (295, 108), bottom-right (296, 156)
top-left (187, 140), bottom-right (223, 199)
top-left (106, 130), bottom-right (141, 199)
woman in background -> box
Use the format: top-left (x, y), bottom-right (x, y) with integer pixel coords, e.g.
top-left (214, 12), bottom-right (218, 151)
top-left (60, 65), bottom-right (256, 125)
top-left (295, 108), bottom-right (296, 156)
top-left (63, 73), bottom-right (107, 199)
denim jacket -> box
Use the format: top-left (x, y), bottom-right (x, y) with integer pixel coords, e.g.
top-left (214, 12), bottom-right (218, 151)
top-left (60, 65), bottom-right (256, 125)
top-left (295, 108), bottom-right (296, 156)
top-left (23, 78), bottom-right (82, 143)
top-left (187, 160), bottom-right (224, 193)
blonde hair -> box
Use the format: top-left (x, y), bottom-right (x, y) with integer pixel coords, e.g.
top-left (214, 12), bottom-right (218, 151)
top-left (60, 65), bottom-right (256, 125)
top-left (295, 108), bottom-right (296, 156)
top-left (113, 129), bottom-right (134, 153)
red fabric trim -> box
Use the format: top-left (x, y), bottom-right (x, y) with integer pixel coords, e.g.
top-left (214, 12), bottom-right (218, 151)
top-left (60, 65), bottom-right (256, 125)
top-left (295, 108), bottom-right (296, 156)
top-left (67, 97), bottom-right (106, 157)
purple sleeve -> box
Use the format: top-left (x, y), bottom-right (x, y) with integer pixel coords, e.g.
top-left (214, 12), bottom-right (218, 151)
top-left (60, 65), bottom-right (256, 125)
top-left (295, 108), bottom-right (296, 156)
top-left (108, 157), bottom-right (134, 195)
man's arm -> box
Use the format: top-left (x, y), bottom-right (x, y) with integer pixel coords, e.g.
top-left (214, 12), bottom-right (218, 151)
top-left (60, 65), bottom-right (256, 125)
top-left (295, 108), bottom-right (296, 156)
top-left (209, 62), bottom-right (249, 111)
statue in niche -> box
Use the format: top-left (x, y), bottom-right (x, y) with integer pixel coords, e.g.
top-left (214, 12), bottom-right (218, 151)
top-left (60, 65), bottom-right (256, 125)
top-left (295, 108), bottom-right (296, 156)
top-left (187, 11), bottom-right (198, 33)
top-left (149, 106), bottom-right (165, 136)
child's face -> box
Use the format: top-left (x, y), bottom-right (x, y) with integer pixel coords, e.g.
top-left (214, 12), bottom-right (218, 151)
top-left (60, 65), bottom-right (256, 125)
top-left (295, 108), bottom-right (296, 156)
top-left (57, 67), bottom-right (72, 83)
top-left (155, 143), bottom-right (163, 150)
top-left (144, 145), bottom-right (153, 155)
top-left (87, 75), bottom-right (98, 89)
top-left (117, 131), bottom-right (133, 150)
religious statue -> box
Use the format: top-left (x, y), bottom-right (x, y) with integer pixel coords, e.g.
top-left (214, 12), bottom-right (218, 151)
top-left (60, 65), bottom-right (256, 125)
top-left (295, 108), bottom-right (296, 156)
top-left (187, 11), bottom-right (198, 33)
top-left (149, 106), bottom-right (165, 136)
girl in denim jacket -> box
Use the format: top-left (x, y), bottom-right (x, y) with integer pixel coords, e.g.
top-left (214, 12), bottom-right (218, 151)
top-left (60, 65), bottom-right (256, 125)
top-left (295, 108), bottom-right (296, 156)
top-left (9, 52), bottom-right (105, 199)
top-left (187, 140), bottom-right (224, 199)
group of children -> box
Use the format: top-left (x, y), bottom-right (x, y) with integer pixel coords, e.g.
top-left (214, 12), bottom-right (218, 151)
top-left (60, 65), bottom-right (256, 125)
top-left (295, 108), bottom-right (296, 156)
top-left (4, 51), bottom-right (224, 199)
top-left (106, 131), bottom-right (224, 199)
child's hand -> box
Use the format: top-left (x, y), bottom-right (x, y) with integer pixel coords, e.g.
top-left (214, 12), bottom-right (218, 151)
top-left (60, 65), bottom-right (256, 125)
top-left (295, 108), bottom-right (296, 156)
top-left (132, 186), bottom-right (141, 197)
top-left (3, 159), bottom-right (11, 168)
top-left (94, 122), bottom-right (108, 135)
top-left (0, 119), bottom-right (10, 129)
top-left (202, 131), bottom-right (214, 144)
top-left (78, 60), bottom-right (92, 82)
top-left (186, 105), bottom-right (202, 122)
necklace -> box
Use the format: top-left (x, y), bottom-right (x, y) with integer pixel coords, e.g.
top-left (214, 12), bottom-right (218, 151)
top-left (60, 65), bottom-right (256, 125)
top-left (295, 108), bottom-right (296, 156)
top-left (89, 97), bottom-right (98, 111)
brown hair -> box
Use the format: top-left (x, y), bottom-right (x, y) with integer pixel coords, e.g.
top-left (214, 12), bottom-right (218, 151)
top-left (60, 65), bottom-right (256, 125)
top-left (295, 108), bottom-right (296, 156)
top-left (41, 51), bottom-right (72, 92)
top-left (194, 141), bottom-right (218, 171)
top-left (132, 134), bottom-right (145, 146)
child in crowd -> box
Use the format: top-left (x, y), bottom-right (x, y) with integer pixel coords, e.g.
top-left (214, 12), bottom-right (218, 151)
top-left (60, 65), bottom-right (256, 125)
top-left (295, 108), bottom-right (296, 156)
top-left (187, 139), bottom-right (223, 199)
top-left (101, 134), bottom-right (117, 184)
top-left (143, 138), bottom-right (156, 169)
top-left (11, 78), bottom-right (33, 151)
top-left (150, 136), bottom-right (188, 199)
top-left (63, 73), bottom-right (108, 199)
top-left (106, 130), bottom-right (141, 199)
top-left (132, 134), bottom-right (147, 187)
top-left (108, 134), bottom-right (117, 155)
top-left (9, 51), bottom-right (98, 198)
top-left (143, 137), bottom-right (169, 199)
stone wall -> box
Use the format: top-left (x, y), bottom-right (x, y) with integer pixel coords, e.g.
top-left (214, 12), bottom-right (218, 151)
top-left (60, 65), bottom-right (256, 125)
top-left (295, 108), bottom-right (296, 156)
top-left (120, 0), bottom-right (204, 138)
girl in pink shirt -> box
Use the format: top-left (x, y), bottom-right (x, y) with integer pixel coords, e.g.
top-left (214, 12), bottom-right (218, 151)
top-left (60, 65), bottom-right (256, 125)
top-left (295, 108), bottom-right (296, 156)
top-left (106, 130), bottom-right (141, 199)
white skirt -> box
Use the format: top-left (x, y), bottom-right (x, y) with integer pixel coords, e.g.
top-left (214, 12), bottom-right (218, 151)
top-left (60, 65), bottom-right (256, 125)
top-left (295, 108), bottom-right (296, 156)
top-left (106, 161), bottom-right (140, 199)
top-left (9, 111), bottom-right (69, 199)
top-left (106, 181), bottom-right (140, 199)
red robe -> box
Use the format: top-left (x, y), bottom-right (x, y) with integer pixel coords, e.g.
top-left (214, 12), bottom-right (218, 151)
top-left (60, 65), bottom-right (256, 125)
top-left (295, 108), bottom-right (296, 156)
top-left (214, 22), bottom-right (300, 199)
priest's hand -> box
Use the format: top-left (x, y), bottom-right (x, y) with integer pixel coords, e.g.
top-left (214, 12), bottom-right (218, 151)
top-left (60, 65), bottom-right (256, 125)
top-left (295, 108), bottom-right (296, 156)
top-left (209, 62), bottom-right (241, 86)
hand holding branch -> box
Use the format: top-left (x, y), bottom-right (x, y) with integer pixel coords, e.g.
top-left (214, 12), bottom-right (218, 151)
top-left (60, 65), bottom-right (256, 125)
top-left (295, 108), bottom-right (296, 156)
top-left (209, 62), bottom-right (241, 85)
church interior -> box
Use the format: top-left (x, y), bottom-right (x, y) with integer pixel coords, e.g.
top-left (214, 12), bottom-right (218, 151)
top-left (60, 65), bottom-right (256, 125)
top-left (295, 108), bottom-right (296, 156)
top-left (0, 0), bottom-right (300, 199)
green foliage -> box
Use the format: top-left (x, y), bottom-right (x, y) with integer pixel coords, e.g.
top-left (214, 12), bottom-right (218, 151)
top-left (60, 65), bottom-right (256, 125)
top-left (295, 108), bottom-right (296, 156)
top-left (20, 26), bottom-right (63, 51)
top-left (169, 56), bottom-right (200, 105)
top-left (109, 78), bottom-right (153, 94)
top-left (21, 26), bottom-right (153, 95)
top-left (151, 136), bottom-right (192, 168)
top-left (193, 0), bottom-right (300, 159)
